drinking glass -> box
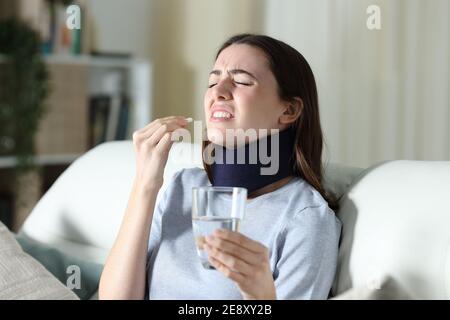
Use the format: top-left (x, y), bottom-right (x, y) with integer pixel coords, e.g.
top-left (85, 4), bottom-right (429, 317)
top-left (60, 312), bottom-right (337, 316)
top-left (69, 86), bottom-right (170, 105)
top-left (191, 186), bottom-right (247, 269)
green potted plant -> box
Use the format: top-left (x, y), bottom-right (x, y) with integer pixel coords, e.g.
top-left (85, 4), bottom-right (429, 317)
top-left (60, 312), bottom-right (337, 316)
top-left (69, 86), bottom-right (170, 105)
top-left (0, 18), bottom-right (50, 231)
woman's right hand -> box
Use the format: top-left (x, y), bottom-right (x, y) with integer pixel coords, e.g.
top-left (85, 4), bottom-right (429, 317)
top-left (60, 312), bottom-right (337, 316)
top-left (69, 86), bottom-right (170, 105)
top-left (132, 116), bottom-right (190, 190)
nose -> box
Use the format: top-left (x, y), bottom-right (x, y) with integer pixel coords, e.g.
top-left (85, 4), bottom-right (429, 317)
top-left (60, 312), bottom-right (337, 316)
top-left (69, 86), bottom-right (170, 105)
top-left (211, 78), bottom-right (232, 101)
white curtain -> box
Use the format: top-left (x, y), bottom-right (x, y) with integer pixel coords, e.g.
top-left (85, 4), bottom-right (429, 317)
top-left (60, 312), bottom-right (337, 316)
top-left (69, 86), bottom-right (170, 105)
top-left (264, 0), bottom-right (449, 167)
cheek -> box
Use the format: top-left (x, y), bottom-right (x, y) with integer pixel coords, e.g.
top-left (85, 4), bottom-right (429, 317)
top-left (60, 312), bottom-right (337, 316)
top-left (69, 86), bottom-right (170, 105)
top-left (237, 90), bottom-right (274, 118)
top-left (203, 91), bottom-right (210, 110)
top-left (204, 91), bottom-right (215, 119)
top-left (234, 91), bottom-right (258, 121)
top-left (238, 94), bottom-right (282, 129)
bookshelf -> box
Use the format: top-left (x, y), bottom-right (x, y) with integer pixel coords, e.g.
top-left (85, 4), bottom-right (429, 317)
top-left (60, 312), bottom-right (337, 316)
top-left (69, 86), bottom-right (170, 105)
top-left (0, 0), bottom-right (153, 231)
top-left (0, 53), bottom-right (152, 231)
top-left (0, 52), bottom-right (152, 156)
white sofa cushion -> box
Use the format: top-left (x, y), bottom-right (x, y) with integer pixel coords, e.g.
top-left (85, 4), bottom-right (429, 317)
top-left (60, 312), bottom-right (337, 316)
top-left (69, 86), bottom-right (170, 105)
top-left (332, 160), bottom-right (450, 299)
top-left (332, 275), bottom-right (411, 300)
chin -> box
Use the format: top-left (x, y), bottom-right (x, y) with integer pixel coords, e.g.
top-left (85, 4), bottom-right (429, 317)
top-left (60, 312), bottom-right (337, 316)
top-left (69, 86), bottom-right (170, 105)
top-left (206, 127), bottom-right (226, 145)
top-left (207, 127), bottom-right (252, 149)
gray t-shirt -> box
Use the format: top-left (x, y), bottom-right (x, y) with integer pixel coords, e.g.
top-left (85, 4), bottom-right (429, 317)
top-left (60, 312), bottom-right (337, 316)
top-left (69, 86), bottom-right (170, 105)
top-left (146, 167), bottom-right (342, 300)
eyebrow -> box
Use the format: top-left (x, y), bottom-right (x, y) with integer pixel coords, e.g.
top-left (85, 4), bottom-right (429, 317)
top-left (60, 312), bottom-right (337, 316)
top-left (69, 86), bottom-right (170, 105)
top-left (209, 69), bottom-right (258, 81)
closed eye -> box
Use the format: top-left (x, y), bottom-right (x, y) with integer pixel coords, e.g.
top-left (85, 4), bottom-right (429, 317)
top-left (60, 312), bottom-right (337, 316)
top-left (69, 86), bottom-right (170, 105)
top-left (235, 81), bottom-right (251, 86)
top-left (207, 81), bottom-right (252, 89)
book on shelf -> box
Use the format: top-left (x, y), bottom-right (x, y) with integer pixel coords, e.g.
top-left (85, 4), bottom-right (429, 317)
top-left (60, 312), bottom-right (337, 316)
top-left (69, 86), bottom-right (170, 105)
top-left (88, 94), bottom-right (129, 149)
top-left (14, 0), bottom-right (91, 56)
top-left (115, 99), bottom-right (130, 141)
top-left (0, 192), bottom-right (13, 230)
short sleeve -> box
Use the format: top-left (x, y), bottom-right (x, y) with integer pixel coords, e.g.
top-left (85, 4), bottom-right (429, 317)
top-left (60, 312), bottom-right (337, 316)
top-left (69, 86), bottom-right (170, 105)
top-left (274, 204), bottom-right (342, 300)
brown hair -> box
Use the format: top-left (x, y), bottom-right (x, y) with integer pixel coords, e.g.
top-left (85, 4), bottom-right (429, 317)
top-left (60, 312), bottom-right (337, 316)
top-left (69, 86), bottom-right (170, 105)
top-left (202, 34), bottom-right (338, 211)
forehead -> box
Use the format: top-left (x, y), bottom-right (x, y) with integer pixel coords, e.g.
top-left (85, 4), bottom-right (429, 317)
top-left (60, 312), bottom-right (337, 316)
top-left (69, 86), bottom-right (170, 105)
top-left (213, 44), bottom-right (269, 74)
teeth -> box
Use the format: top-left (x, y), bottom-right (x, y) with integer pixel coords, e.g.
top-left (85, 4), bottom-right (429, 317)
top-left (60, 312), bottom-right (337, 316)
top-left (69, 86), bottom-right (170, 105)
top-left (212, 111), bottom-right (232, 119)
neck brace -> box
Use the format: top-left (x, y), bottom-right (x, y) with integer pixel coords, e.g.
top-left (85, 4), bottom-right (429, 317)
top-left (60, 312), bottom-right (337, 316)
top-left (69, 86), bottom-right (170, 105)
top-left (210, 127), bottom-right (296, 195)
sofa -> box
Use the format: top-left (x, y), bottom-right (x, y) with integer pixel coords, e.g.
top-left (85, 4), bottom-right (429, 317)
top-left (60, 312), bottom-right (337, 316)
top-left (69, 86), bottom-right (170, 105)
top-left (5, 140), bottom-right (450, 299)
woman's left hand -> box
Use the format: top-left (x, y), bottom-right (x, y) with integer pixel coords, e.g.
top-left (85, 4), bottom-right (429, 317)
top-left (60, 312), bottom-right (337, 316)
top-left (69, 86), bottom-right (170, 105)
top-left (204, 228), bottom-right (276, 300)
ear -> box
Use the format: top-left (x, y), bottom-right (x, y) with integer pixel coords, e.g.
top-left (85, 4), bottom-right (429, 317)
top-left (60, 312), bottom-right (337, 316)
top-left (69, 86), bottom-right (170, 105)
top-left (279, 97), bottom-right (303, 125)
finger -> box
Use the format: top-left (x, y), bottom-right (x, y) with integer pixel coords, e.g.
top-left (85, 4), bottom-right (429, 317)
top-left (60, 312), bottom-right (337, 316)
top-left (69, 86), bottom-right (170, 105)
top-left (155, 131), bottom-right (174, 154)
top-left (134, 117), bottom-right (174, 136)
top-left (205, 234), bottom-right (261, 266)
top-left (144, 117), bottom-right (189, 139)
top-left (146, 116), bottom-right (188, 130)
top-left (205, 243), bottom-right (253, 275)
top-left (208, 255), bottom-right (247, 284)
top-left (213, 229), bottom-right (267, 255)
top-left (161, 116), bottom-right (190, 126)
top-left (145, 121), bottom-right (187, 145)
top-left (154, 116), bottom-right (190, 127)
top-left (136, 116), bottom-right (189, 141)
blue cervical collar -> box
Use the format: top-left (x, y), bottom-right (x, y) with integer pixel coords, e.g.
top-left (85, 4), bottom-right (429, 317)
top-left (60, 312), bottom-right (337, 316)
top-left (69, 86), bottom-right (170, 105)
top-left (210, 127), bottom-right (296, 195)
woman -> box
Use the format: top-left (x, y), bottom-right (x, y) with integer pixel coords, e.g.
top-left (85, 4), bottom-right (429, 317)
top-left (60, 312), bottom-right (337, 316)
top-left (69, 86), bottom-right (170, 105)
top-left (99, 34), bottom-right (342, 300)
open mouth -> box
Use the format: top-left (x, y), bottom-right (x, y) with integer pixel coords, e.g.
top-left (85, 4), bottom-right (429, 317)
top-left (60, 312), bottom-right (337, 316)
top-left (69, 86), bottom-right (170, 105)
top-left (210, 110), bottom-right (234, 122)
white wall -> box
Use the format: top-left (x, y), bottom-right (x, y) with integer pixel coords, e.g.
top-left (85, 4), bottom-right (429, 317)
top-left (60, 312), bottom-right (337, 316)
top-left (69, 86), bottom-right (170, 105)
top-left (265, 0), bottom-right (450, 167)
top-left (88, 0), bottom-right (153, 58)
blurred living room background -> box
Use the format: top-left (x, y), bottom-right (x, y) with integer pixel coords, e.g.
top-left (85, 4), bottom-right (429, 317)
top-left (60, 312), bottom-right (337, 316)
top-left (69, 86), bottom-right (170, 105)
top-left (0, 0), bottom-right (448, 232)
